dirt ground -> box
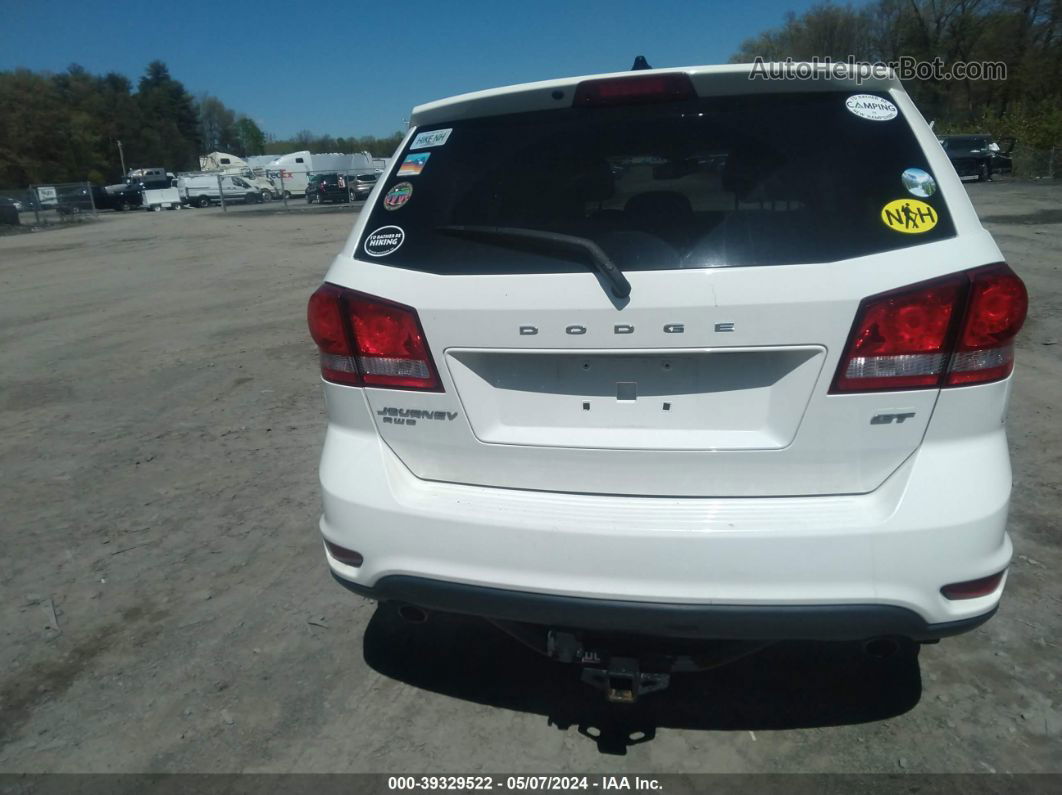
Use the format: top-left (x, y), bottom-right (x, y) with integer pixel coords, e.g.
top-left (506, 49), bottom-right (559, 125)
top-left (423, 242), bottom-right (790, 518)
top-left (1, 183), bottom-right (1060, 773)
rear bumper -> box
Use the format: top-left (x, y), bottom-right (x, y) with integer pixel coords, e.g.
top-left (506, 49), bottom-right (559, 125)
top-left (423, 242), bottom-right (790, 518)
top-left (331, 572), bottom-right (996, 641)
top-left (319, 384), bottom-right (1013, 639)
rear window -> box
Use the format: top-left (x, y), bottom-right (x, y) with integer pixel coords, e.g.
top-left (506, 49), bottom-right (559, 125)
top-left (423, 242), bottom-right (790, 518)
top-left (359, 91), bottom-right (954, 273)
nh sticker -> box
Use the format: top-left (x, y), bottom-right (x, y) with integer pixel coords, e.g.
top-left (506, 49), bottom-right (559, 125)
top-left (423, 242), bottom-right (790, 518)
top-left (881, 199), bottom-right (937, 233)
top-left (397, 152), bottom-right (430, 176)
top-left (410, 128), bottom-right (452, 149)
top-left (846, 94), bottom-right (898, 121)
top-left (364, 225), bottom-right (405, 256)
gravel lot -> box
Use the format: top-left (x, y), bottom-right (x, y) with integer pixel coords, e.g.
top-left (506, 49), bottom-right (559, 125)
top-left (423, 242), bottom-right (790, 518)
top-left (1, 181), bottom-right (1060, 773)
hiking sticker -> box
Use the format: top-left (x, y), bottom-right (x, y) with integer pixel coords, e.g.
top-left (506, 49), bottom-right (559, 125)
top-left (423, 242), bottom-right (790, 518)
top-left (410, 128), bottom-right (452, 149)
top-left (845, 94), bottom-right (898, 121)
top-left (364, 226), bottom-right (405, 256)
top-left (881, 199), bottom-right (938, 233)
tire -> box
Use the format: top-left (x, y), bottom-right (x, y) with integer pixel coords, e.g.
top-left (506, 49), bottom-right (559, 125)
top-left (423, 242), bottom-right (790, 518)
top-left (284, 190), bottom-right (292, 199)
top-left (260, 190), bottom-right (272, 203)
top-left (348, 189), bottom-right (357, 203)
top-left (306, 193), bottom-right (315, 204)
top-left (245, 192), bottom-right (260, 204)
top-left (977, 162), bottom-right (989, 182)
top-left (119, 202), bottom-right (132, 212)
top-left (197, 195), bottom-right (211, 208)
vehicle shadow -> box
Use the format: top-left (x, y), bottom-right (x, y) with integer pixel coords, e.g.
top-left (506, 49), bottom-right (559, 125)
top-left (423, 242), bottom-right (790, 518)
top-left (361, 603), bottom-right (923, 755)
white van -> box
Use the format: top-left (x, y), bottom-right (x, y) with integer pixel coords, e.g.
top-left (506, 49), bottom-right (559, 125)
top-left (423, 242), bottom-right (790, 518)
top-left (177, 174), bottom-right (263, 207)
top-left (198, 152), bottom-right (278, 200)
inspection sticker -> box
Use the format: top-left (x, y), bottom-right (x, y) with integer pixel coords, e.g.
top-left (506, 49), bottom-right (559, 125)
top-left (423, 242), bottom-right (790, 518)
top-left (383, 182), bottom-right (413, 211)
top-left (845, 94), bottom-right (898, 121)
top-left (397, 152), bottom-right (430, 176)
top-left (364, 226), bottom-right (406, 256)
top-left (881, 198), bottom-right (937, 233)
top-left (410, 128), bottom-right (452, 149)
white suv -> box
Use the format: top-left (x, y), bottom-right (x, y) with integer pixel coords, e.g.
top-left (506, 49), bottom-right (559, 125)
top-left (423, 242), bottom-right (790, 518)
top-left (308, 65), bottom-right (1027, 682)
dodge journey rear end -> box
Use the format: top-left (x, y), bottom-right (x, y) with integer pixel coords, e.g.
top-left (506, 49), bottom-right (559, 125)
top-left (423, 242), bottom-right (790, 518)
top-left (308, 64), bottom-right (1027, 678)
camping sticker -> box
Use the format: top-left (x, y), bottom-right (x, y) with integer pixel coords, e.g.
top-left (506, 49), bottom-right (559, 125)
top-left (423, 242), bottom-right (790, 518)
top-left (410, 128), bottom-right (452, 149)
top-left (901, 167), bottom-right (937, 198)
top-left (845, 94), bottom-right (898, 121)
top-left (383, 182), bottom-right (413, 211)
top-left (397, 152), bottom-right (430, 176)
top-left (363, 226), bottom-right (405, 256)
top-left (881, 199), bottom-right (938, 234)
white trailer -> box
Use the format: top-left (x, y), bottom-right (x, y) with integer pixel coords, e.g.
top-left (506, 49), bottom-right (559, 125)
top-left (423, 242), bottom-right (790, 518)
top-left (142, 187), bottom-right (181, 211)
top-left (266, 151), bottom-right (374, 197)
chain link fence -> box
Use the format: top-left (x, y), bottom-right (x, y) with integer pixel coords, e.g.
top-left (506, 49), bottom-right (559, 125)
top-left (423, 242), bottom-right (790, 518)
top-left (1011, 147), bottom-right (1060, 179)
top-left (0, 182), bottom-right (99, 230)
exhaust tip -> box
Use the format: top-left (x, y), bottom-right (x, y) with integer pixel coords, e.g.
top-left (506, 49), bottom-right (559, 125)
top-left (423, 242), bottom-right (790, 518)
top-left (397, 605), bottom-right (429, 624)
top-left (862, 637), bottom-right (901, 659)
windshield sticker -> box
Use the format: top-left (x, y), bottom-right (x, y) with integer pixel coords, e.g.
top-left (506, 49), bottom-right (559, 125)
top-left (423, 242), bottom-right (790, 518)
top-left (363, 225), bottom-right (406, 256)
top-left (845, 94), bottom-right (898, 121)
top-left (881, 199), bottom-right (937, 233)
top-left (383, 182), bottom-right (413, 211)
top-left (901, 167), bottom-right (937, 198)
top-left (410, 128), bottom-right (452, 149)
top-left (397, 152), bottom-right (430, 176)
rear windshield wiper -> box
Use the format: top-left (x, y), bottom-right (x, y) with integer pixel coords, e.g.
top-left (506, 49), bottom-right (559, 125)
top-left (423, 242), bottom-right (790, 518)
top-left (436, 225), bottom-right (632, 299)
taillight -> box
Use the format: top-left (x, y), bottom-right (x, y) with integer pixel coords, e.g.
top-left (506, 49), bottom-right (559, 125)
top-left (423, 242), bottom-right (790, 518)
top-left (831, 264), bottom-right (1027, 393)
top-left (307, 283), bottom-right (441, 391)
top-left (573, 73), bottom-right (695, 107)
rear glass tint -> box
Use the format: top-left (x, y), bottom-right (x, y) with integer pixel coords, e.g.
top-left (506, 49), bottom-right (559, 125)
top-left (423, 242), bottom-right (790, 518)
top-left (359, 91), bottom-right (954, 273)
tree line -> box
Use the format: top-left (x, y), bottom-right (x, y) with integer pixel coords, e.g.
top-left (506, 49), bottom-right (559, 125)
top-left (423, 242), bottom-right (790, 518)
top-left (731, 0), bottom-right (1062, 155)
top-left (0, 60), bottom-right (403, 189)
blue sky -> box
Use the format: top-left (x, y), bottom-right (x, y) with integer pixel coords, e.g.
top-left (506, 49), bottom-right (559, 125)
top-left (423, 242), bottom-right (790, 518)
top-left (1, 0), bottom-right (848, 139)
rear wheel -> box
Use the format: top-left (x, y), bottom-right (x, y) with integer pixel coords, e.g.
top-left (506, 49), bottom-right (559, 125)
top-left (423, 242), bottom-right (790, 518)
top-left (260, 190), bottom-right (272, 202)
top-left (119, 201), bottom-right (132, 212)
top-left (977, 162), bottom-right (990, 182)
top-left (197, 195), bottom-right (211, 208)
top-left (245, 192), bottom-right (260, 204)
top-left (306, 193), bottom-right (315, 204)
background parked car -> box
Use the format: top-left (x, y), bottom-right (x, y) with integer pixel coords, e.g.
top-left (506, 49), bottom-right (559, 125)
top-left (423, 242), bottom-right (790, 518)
top-left (349, 172), bottom-right (378, 201)
top-left (939, 134), bottom-right (1015, 181)
top-left (305, 173), bottom-right (351, 204)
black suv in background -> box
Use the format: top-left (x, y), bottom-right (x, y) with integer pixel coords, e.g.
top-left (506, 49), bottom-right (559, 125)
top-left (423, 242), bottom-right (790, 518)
top-left (939, 134), bottom-right (1015, 181)
top-left (306, 173), bottom-right (351, 204)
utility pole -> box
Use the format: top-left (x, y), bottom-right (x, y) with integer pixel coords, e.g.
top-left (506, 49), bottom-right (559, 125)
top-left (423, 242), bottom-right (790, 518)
top-left (116, 139), bottom-right (127, 179)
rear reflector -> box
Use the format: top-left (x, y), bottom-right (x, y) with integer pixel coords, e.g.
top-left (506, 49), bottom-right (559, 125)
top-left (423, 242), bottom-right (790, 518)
top-left (324, 540), bottom-right (364, 568)
top-left (573, 73), bottom-right (696, 107)
top-left (941, 570), bottom-right (1005, 600)
top-left (307, 284), bottom-right (441, 391)
top-left (831, 264), bottom-right (1027, 393)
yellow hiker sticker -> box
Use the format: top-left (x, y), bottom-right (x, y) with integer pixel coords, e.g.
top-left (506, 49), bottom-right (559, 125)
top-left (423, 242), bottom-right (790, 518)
top-left (881, 198), bottom-right (938, 233)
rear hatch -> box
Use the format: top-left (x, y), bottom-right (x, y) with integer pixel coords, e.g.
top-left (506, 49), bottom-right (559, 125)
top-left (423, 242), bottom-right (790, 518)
top-left (341, 81), bottom-right (962, 497)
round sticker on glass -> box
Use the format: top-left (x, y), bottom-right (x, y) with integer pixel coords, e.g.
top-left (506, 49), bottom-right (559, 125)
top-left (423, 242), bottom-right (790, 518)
top-left (383, 182), bottom-right (413, 211)
top-left (845, 94), bottom-right (898, 121)
top-left (364, 225), bottom-right (405, 256)
top-left (881, 199), bottom-right (938, 234)
top-left (901, 167), bottom-right (937, 198)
